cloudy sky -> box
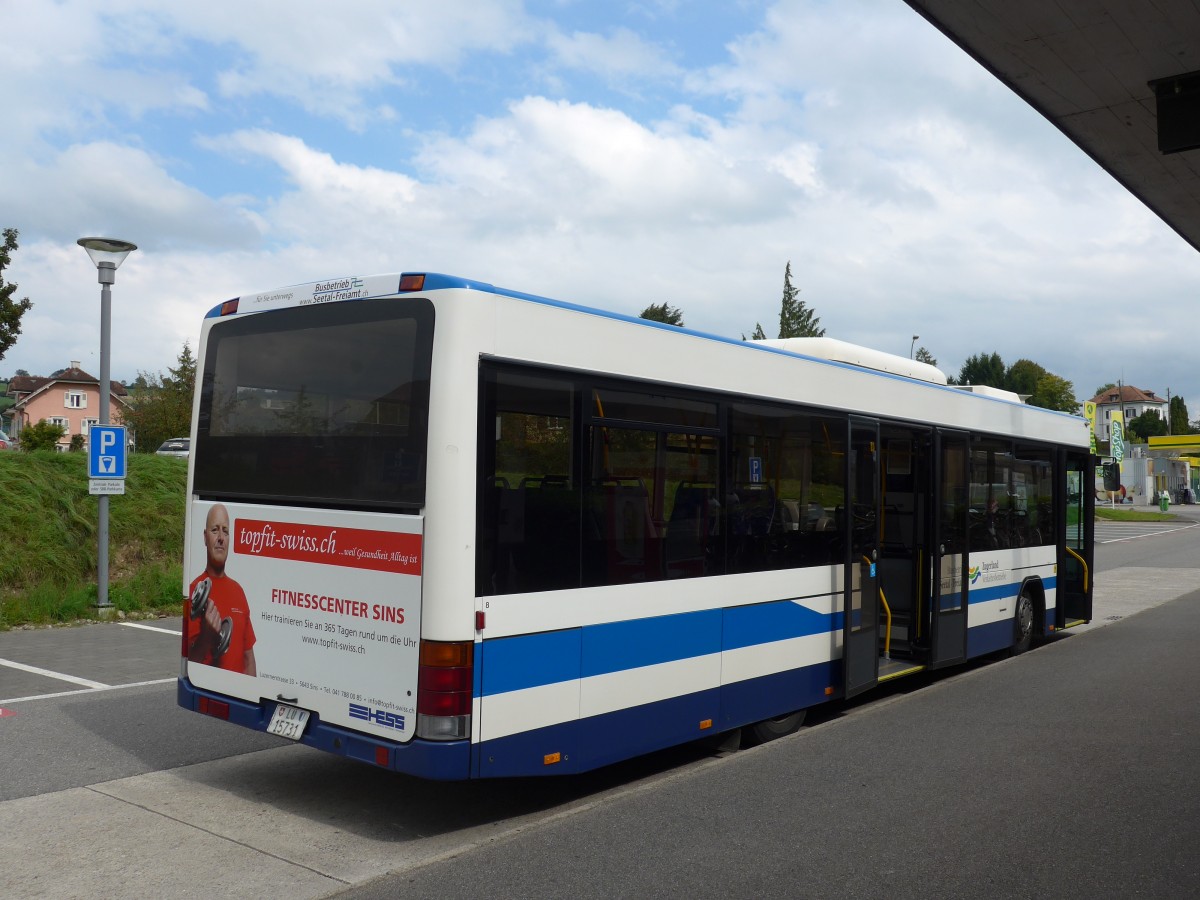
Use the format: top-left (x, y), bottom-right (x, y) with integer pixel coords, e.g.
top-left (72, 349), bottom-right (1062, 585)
top-left (3, 0), bottom-right (1198, 409)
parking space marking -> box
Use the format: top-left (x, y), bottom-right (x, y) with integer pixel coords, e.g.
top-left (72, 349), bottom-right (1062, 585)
top-left (0, 656), bottom-right (108, 690)
top-left (0, 677), bottom-right (175, 706)
top-left (1096, 522), bottom-right (1199, 543)
top-left (120, 621), bottom-right (182, 636)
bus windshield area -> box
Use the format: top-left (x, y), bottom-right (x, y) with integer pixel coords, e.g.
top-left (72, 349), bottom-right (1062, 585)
top-left (193, 297), bottom-right (434, 509)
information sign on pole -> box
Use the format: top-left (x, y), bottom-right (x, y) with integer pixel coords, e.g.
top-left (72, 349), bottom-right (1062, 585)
top-left (88, 425), bottom-right (127, 478)
top-left (88, 425), bottom-right (128, 494)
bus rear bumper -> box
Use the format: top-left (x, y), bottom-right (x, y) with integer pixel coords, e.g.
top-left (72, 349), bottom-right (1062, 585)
top-left (178, 677), bottom-right (470, 780)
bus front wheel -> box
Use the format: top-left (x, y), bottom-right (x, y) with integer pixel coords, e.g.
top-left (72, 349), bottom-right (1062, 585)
top-left (1012, 590), bottom-right (1035, 655)
top-left (746, 710), bottom-right (806, 745)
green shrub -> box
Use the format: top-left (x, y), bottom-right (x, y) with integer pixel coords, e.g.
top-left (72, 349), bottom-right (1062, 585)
top-left (20, 419), bottom-right (66, 452)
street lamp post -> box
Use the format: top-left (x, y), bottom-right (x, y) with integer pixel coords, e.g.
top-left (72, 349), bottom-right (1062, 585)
top-left (910, 335), bottom-right (919, 359)
top-left (78, 237), bottom-right (138, 608)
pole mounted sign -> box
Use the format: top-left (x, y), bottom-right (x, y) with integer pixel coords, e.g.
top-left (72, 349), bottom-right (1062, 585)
top-left (1110, 411), bottom-right (1125, 464)
top-left (88, 425), bottom-right (127, 495)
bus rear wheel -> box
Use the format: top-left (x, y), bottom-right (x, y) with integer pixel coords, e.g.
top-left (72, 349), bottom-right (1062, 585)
top-left (746, 710), bottom-right (806, 745)
top-left (1012, 590), bottom-right (1035, 655)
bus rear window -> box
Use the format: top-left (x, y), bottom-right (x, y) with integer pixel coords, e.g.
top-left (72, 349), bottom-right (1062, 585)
top-left (193, 297), bottom-right (434, 509)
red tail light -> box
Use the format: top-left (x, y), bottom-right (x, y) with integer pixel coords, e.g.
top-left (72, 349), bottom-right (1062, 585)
top-left (416, 640), bottom-right (473, 739)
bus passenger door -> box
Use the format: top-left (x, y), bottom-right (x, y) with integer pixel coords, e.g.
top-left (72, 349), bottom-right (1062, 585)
top-left (1059, 449), bottom-right (1094, 626)
top-left (844, 418), bottom-right (881, 698)
top-left (931, 430), bottom-right (968, 666)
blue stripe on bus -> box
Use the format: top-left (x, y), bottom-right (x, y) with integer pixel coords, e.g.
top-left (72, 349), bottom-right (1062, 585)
top-left (582, 609), bottom-right (722, 678)
top-left (723, 599), bottom-right (840, 650)
top-left (481, 601), bottom-right (840, 697)
top-left (480, 628), bottom-right (581, 697)
top-left (968, 575), bottom-right (1057, 605)
top-left (481, 574), bottom-right (1054, 698)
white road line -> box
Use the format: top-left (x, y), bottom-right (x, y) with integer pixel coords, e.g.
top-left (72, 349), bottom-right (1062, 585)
top-left (0, 656), bottom-right (109, 689)
top-left (1097, 523), bottom-right (1199, 544)
top-left (0, 677), bottom-right (176, 705)
top-left (120, 621), bottom-right (182, 636)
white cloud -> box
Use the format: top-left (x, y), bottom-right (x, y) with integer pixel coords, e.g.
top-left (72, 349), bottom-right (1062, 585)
top-left (3, 142), bottom-right (260, 250)
top-left (545, 26), bottom-right (683, 81)
top-left (164, 0), bottom-right (540, 126)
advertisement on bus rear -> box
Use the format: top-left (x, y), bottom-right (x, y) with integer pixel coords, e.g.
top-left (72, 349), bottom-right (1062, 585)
top-left (184, 500), bottom-right (422, 742)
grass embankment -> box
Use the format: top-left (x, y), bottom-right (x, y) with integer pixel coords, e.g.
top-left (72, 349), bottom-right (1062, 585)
top-left (0, 451), bottom-right (186, 629)
top-left (1094, 507), bottom-right (1179, 522)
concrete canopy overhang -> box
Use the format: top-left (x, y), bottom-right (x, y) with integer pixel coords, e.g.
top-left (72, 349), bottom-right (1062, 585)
top-left (905, 1), bottom-right (1200, 253)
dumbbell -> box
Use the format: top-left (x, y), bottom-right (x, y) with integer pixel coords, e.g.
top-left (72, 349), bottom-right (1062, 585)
top-left (189, 577), bottom-right (233, 661)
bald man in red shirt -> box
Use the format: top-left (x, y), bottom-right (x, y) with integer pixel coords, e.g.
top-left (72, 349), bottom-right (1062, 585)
top-left (188, 503), bottom-right (257, 675)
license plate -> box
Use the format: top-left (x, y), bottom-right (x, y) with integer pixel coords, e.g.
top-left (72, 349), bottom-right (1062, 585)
top-left (267, 703), bottom-right (310, 740)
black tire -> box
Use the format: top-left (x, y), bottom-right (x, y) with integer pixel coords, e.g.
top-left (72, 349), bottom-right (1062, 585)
top-left (746, 710), bottom-right (806, 745)
top-left (1012, 589), bottom-right (1035, 655)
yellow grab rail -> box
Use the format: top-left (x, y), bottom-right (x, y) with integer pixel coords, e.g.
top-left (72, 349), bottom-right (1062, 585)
top-left (1066, 546), bottom-right (1090, 592)
top-left (863, 555), bottom-right (892, 659)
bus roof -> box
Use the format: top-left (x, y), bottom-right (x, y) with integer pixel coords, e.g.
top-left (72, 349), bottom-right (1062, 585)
top-left (204, 270), bottom-right (1084, 424)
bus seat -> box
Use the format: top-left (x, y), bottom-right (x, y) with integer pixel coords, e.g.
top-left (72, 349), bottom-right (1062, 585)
top-left (515, 476), bottom-right (579, 591)
top-left (666, 482), bottom-right (717, 576)
top-left (585, 478), bottom-right (658, 584)
top-left (730, 483), bottom-right (775, 536)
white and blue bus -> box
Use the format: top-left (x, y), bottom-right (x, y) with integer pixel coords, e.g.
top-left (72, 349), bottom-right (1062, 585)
top-left (178, 272), bottom-right (1095, 779)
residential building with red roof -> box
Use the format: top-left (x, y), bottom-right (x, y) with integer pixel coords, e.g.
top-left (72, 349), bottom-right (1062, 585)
top-left (6, 362), bottom-right (129, 450)
top-left (1088, 384), bottom-right (1167, 442)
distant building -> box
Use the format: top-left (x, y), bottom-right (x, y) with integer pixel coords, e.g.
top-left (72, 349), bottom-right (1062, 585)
top-left (1088, 385), bottom-right (1167, 441)
top-left (7, 362), bottom-right (129, 450)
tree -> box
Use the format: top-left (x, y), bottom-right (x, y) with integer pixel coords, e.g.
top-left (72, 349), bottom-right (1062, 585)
top-left (121, 342), bottom-right (196, 452)
top-left (0, 229), bottom-right (34, 364)
top-left (743, 322), bottom-right (767, 341)
top-left (1093, 382), bottom-right (1117, 399)
top-left (777, 261), bottom-right (824, 338)
top-left (1169, 396), bottom-right (1192, 434)
top-left (1127, 409), bottom-right (1168, 442)
top-left (19, 419), bottom-right (65, 451)
top-left (1005, 359), bottom-right (1047, 398)
top-left (952, 352), bottom-right (1006, 388)
top-left (1028, 374), bottom-right (1080, 413)
top-left (639, 302), bottom-right (684, 327)
top-left (914, 347), bottom-right (937, 366)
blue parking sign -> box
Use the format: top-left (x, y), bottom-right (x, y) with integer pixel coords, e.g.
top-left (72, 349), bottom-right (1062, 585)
top-left (88, 425), bottom-right (127, 478)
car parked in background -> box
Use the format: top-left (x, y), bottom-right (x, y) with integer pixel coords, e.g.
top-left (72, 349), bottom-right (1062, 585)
top-left (155, 437), bottom-right (189, 458)
top-left (0, 429), bottom-right (12, 450)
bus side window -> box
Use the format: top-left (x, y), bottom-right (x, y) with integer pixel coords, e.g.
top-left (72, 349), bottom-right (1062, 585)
top-left (728, 403), bottom-right (845, 572)
top-left (479, 367), bottom-right (579, 596)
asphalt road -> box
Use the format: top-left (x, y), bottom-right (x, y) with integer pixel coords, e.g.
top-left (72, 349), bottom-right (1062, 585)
top-left (2, 515), bottom-right (1198, 899)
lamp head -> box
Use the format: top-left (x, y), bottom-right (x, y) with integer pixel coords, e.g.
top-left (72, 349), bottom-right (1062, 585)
top-left (78, 238), bottom-right (137, 283)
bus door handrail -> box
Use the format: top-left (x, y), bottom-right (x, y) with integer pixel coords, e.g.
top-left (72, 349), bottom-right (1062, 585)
top-left (863, 554), bottom-right (892, 659)
top-left (1066, 545), bottom-right (1090, 592)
